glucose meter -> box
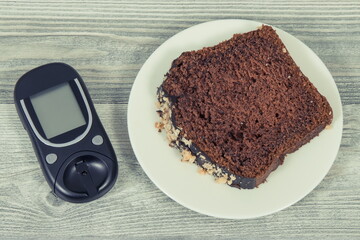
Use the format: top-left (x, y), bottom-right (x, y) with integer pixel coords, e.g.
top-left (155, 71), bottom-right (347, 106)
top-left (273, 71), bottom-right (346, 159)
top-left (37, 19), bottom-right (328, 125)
top-left (14, 63), bottom-right (118, 203)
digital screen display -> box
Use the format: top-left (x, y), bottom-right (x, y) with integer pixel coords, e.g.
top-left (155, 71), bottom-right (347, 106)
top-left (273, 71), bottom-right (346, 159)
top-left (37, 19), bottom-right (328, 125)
top-left (30, 82), bottom-right (86, 139)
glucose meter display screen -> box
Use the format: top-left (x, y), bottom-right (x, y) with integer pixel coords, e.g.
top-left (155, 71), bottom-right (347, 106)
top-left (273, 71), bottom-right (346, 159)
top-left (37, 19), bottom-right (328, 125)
top-left (30, 82), bottom-right (86, 139)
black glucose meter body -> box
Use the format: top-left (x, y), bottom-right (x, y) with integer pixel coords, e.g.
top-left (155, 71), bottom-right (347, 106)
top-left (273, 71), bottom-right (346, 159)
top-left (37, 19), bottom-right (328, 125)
top-left (14, 63), bottom-right (118, 203)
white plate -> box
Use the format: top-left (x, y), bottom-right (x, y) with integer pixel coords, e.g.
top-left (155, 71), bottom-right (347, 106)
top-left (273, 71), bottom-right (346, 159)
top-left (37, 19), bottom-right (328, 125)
top-left (127, 19), bottom-right (343, 219)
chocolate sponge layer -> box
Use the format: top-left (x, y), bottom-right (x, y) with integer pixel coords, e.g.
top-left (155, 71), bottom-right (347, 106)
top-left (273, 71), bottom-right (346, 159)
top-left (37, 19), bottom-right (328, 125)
top-left (158, 25), bottom-right (333, 188)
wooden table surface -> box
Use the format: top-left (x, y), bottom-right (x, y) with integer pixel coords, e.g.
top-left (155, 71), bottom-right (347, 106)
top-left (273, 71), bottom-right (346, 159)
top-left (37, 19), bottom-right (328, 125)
top-left (0, 0), bottom-right (359, 239)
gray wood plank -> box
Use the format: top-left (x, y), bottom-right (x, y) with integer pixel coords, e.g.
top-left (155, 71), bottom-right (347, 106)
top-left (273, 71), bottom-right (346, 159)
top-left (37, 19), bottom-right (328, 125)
top-left (0, 0), bottom-right (359, 104)
top-left (0, 0), bottom-right (359, 239)
top-left (1, 103), bottom-right (359, 239)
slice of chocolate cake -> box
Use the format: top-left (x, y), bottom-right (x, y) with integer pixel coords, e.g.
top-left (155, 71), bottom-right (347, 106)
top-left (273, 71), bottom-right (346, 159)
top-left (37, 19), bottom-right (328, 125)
top-left (156, 25), bottom-right (333, 189)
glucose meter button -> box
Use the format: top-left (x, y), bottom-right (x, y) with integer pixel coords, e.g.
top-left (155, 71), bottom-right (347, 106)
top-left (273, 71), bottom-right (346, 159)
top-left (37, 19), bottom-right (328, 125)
top-left (46, 153), bottom-right (57, 164)
top-left (92, 135), bottom-right (103, 146)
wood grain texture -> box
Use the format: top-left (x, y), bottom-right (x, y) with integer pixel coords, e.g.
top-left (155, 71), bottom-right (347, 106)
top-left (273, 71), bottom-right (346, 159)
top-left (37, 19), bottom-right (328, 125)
top-left (0, 0), bottom-right (359, 239)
